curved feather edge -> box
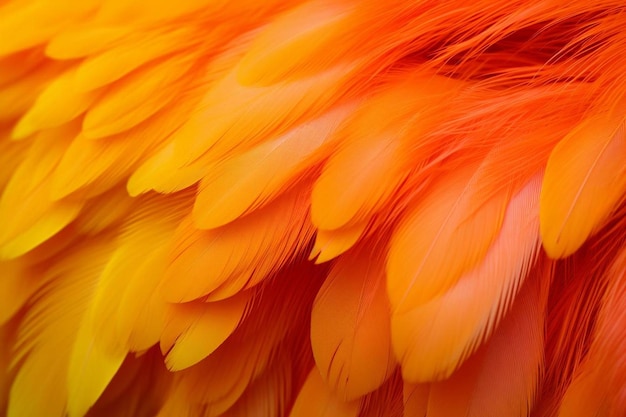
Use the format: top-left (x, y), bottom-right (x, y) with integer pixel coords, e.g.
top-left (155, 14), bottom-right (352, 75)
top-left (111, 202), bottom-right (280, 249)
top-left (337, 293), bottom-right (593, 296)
top-left (426, 260), bottom-right (550, 417)
top-left (540, 113), bottom-right (626, 258)
top-left (387, 161), bottom-right (508, 313)
top-left (392, 174), bottom-right (542, 381)
top-left (311, 244), bottom-right (396, 400)
top-left (288, 368), bottom-right (361, 417)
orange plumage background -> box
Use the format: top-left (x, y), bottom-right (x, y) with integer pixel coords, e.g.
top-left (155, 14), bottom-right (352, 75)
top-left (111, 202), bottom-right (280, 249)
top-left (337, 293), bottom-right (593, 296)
top-left (0, 0), bottom-right (625, 416)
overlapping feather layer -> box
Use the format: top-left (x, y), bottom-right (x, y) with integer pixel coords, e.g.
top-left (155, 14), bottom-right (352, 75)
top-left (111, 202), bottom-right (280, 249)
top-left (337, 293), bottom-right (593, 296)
top-left (0, 0), bottom-right (625, 416)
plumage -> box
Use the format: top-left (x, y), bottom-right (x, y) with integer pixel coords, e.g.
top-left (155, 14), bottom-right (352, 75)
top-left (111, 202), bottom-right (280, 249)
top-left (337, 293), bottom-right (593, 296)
top-left (1, 1), bottom-right (626, 416)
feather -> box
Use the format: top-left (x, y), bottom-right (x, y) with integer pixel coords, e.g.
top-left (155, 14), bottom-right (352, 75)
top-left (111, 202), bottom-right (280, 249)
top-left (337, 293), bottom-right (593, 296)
top-left (426, 262), bottom-right (549, 417)
top-left (123, 33), bottom-right (253, 195)
top-left (160, 291), bottom-right (251, 371)
top-left (162, 263), bottom-right (323, 416)
top-left (89, 191), bottom-right (192, 355)
top-left (219, 353), bottom-right (292, 417)
top-left (7, 236), bottom-right (116, 417)
top-left (0, 259), bottom-right (36, 324)
top-left (540, 112), bottom-right (626, 258)
top-left (311, 243), bottom-right (396, 400)
top-left (0, 132), bottom-right (29, 191)
top-left (392, 174), bottom-right (542, 381)
top-left (309, 222), bottom-right (367, 264)
top-left (537, 235), bottom-right (616, 416)
top-left (73, 185), bottom-right (136, 235)
top-left (386, 161), bottom-right (509, 313)
top-left (45, 25), bottom-right (132, 60)
top-left (73, 27), bottom-right (199, 92)
top-left (403, 382), bottom-right (429, 417)
top-left (193, 104), bottom-right (353, 229)
top-left (12, 69), bottom-right (99, 139)
top-left (0, 126), bottom-right (84, 258)
top-left (0, 59), bottom-right (68, 124)
top-left (162, 186), bottom-right (314, 303)
top-left (237, 0), bottom-right (355, 86)
top-left (87, 348), bottom-right (171, 417)
top-left (0, 0), bottom-right (96, 56)
top-left (67, 311), bottom-right (126, 417)
top-left (288, 368), bottom-right (361, 417)
top-left (130, 63), bottom-right (357, 194)
top-left (82, 54), bottom-right (196, 138)
top-left (50, 87), bottom-right (203, 200)
top-left (558, 246), bottom-right (626, 416)
top-left (359, 373), bottom-right (404, 417)
top-left (0, 319), bottom-right (18, 414)
top-left (311, 73), bottom-right (461, 231)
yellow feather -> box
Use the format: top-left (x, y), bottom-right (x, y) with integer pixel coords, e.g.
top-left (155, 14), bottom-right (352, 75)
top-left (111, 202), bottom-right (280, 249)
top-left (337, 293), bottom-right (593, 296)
top-left (0, 126), bottom-right (84, 257)
top-left (83, 54), bottom-right (195, 138)
top-left (162, 187), bottom-right (314, 302)
top-left (74, 27), bottom-right (198, 92)
top-left (67, 311), bottom-right (126, 417)
top-left (160, 291), bottom-right (251, 371)
top-left (0, 0), bottom-right (96, 56)
top-left (193, 105), bottom-right (352, 229)
top-left (140, 64), bottom-right (352, 193)
top-left (12, 69), bottom-right (99, 139)
top-left (89, 192), bottom-right (192, 356)
top-left (8, 237), bottom-right (115, 417)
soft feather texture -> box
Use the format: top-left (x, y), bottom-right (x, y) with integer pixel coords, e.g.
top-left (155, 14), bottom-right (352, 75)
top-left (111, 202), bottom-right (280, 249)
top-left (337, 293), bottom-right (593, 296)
top-left (1, 1), bottom-right (626, 417)
top-left (392, 174), bottom-right (543, 381)
top-left (426, 262), bottom-right (550, 417)
top-left (558, 244), bottom-right (626, 416)
top-left (541, 111), bottom-right (626, 258)
top-left (311, 242), bottom-right (396, 400)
